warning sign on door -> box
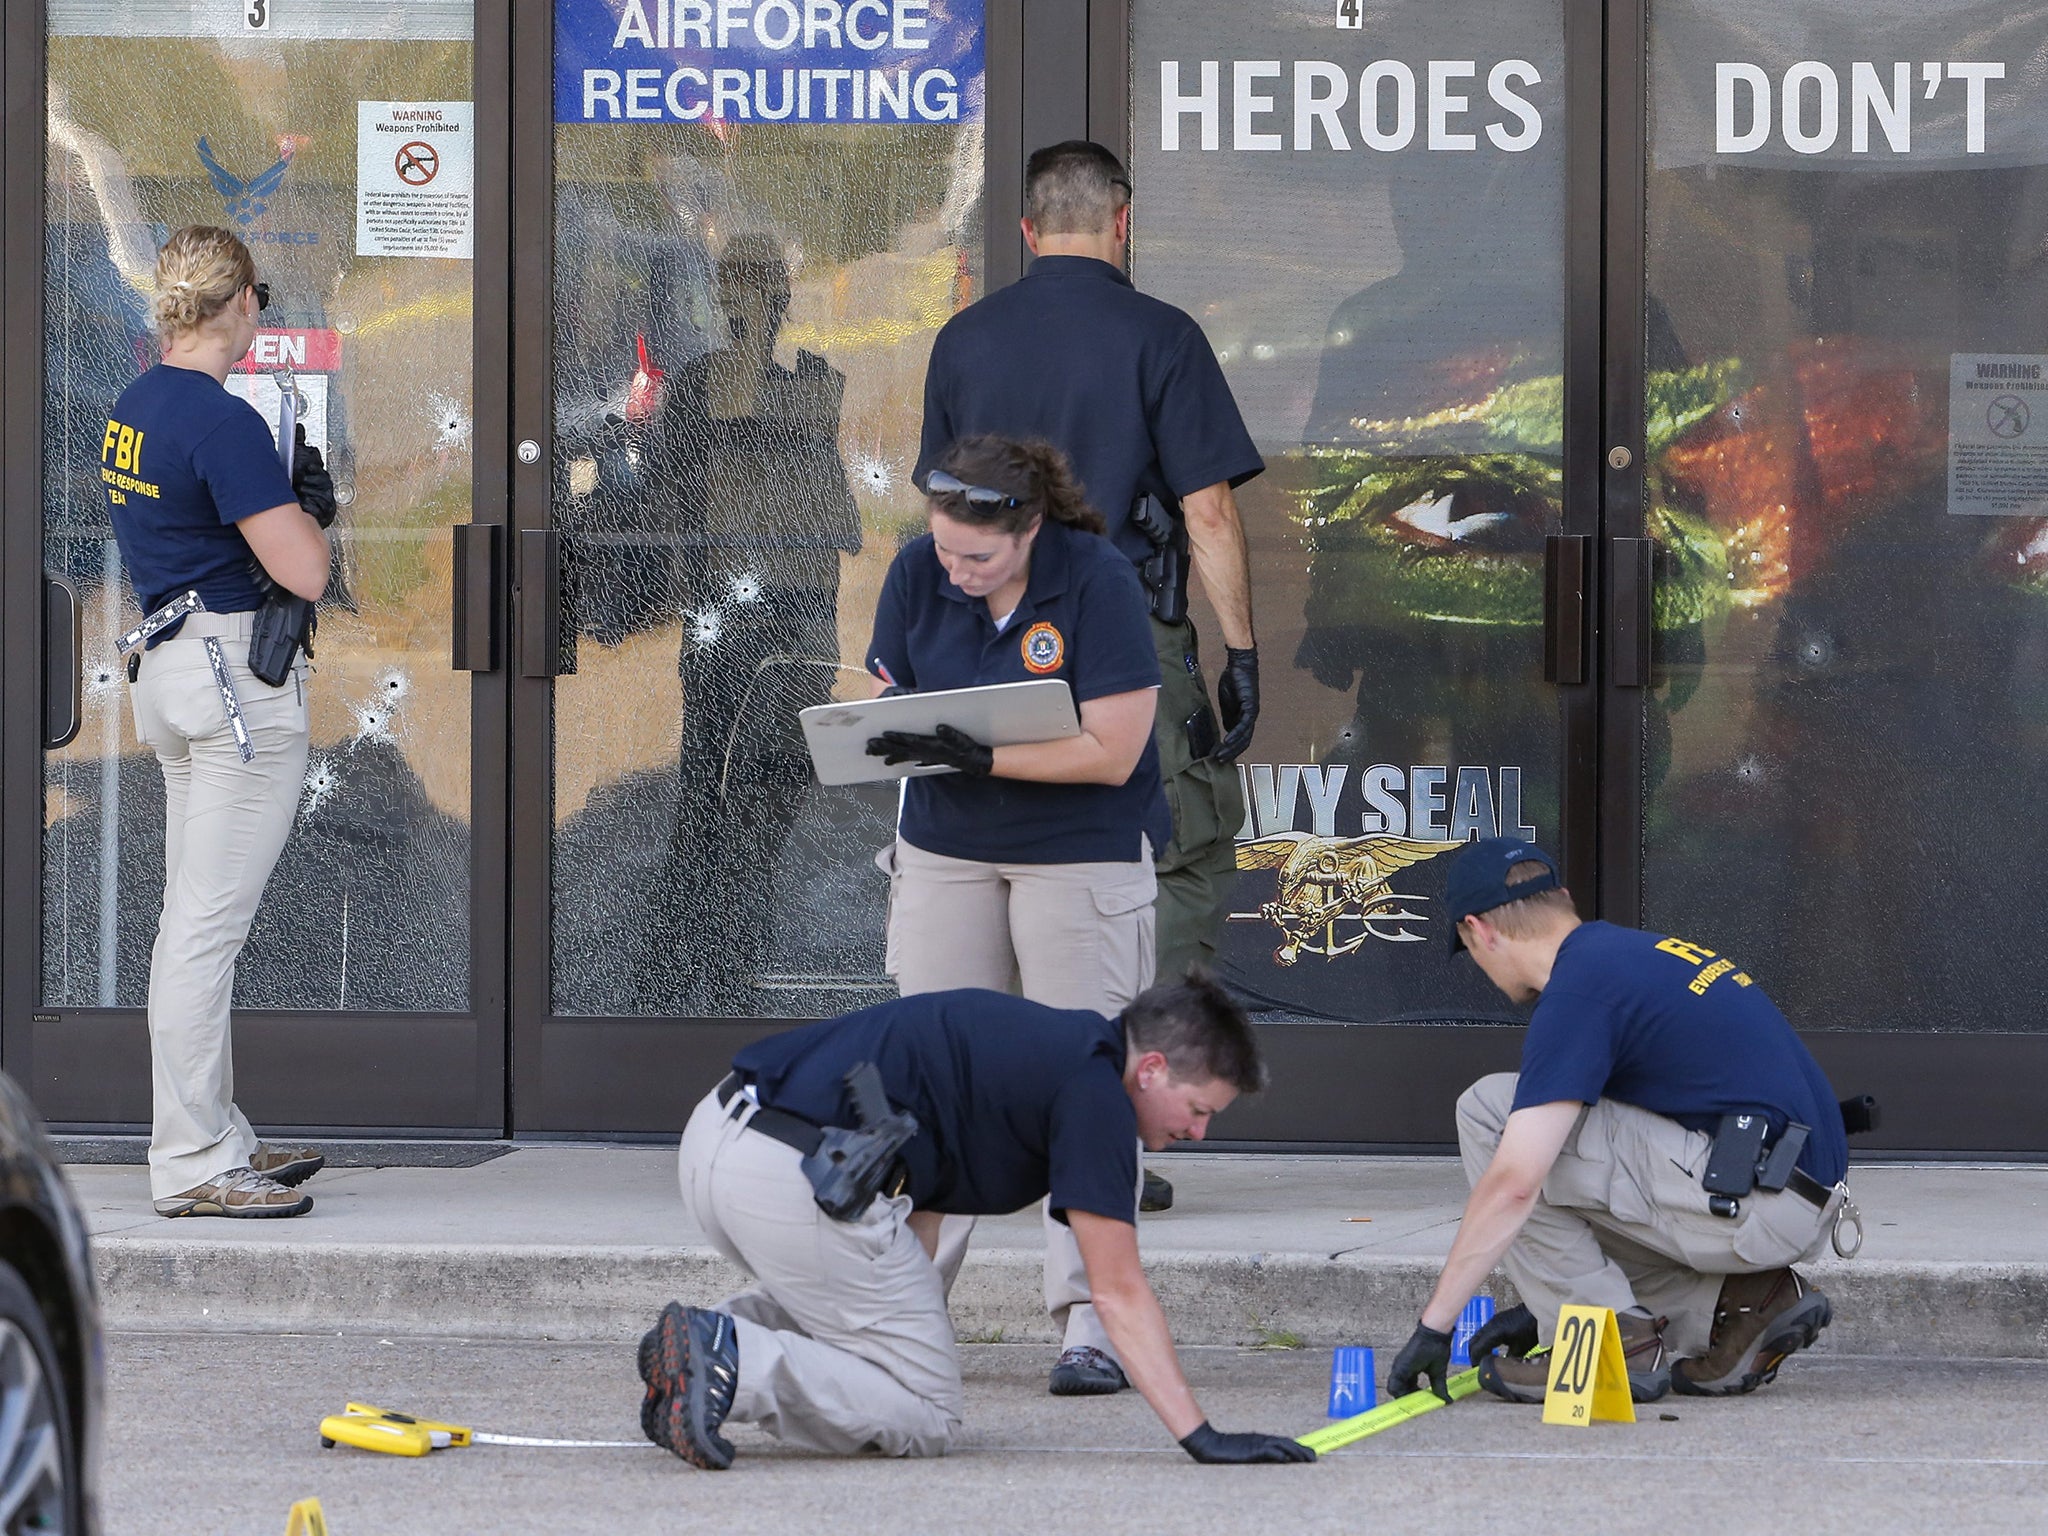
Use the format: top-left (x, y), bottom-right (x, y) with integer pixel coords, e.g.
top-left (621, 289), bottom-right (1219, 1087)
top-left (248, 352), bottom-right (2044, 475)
top-left (356, 101), bottom-right (473, 258)
top-left (1949, 353), bottom-right (2048, 515)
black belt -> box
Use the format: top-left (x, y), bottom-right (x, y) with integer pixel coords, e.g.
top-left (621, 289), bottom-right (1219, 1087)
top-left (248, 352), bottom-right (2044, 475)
top-left (715, 1072), bottom-right (823, 1157)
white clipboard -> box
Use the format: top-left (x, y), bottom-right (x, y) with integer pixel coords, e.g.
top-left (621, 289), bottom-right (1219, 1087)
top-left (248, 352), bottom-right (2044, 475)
top-left (801, 679), bottom-right (1080, 785)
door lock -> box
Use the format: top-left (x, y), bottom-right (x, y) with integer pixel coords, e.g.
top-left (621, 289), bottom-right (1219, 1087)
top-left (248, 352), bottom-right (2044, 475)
top-left (517, 439), bottom-right (540, 465)
top-left (1607, 445), bottom-right (1633, 470)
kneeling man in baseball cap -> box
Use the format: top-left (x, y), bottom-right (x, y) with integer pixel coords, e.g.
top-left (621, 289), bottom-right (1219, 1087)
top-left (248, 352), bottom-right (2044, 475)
top-left (1387, 837), bottom-right (1854, 1405)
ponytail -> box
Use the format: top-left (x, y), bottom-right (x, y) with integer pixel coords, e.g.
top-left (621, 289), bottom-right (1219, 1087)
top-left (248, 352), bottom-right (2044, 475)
top-left (151, 225), bottom-right (255, 340)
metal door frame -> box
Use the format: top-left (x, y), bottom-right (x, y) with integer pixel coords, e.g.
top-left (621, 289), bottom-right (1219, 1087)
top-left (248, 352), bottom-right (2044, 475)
top-left (0, 2), bottom-right (512, 1136)
top-left (503, 0), bottom-right (1063, 1135)
top-left (1085, 0), bottom-right (1609, 1146)
top-left (1595, 0), bottom-right (2048, 1155)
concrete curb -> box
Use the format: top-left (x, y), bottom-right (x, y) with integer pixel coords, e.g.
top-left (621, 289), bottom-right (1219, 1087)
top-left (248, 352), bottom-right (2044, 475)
top-left (95, 1241), bottom-right (2048, 1358)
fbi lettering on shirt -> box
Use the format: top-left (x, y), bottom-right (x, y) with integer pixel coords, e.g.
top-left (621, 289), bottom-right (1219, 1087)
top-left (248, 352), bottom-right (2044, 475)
top-left (1654, 936), bottom-right (1753, 996)
top-left (100, 418), bottom-right (160, 505)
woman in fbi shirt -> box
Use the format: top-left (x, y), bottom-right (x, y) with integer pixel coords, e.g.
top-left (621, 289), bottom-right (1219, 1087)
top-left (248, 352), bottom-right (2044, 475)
top-left (865, 435), bottom-right (1170, 1397)
top-left (106, 225), bottom-right (333, 1220)
top-left (866, 434), bottom-right (1170, 1011)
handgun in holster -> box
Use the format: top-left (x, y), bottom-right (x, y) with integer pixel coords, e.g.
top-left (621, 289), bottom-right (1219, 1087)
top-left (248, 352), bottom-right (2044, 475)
top-left (1128, 493), bottom-right (1189, 627)
top-left (248, 590), bottom-right (316, 688)
top-left (799, 1062), bottom-right (919, 1220)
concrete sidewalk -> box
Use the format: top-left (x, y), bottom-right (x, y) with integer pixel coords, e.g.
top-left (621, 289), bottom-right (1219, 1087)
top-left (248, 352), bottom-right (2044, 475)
top-left (68, 1149), bottom-right (2048, 1357)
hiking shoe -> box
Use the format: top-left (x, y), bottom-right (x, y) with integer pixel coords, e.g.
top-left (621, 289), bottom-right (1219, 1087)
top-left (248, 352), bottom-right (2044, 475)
top-left (1140, 1170), bottom-right (1174, 1213)
top-left (1478, 1309), bottom-right (1671, 1404)
top-left (1048, 1345), bottom-right (1128, 1396)
top-left (638, 1303), bottom-right (739, 1469)
top-left (153, 1166), bottom-right (313, 1219)
top-left (250, 1143), bottom-right (325, 1188)
top-left (1671, 1269), bottom-right (1831, 1396)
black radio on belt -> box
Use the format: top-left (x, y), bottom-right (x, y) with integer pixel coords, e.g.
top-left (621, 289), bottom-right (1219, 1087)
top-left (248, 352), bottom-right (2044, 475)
top-left (1703, 1112), bottom-right (1810, 1199)
top-left (248, 591), bottom-right (316, 688)
top-left (1128, 493), bottom-right (1189, 627)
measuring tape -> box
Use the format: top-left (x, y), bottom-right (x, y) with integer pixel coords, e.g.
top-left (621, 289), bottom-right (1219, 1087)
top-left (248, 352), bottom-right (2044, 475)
top-left (319, 1404), bottom-right (653, 1457)
top-left (1298, 1367), bottom-right (1484, 1454)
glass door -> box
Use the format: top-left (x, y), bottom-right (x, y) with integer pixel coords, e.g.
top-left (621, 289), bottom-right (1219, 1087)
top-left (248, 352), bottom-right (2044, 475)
top-left (7, 0), bottom-right (506, 1133)
top-left (1123, 0), bottom-right (1603, 1142)
top-left (1627, 0), bottom-right (2048, 1149)
top-left (511, 0), bottom-right (991, 1131)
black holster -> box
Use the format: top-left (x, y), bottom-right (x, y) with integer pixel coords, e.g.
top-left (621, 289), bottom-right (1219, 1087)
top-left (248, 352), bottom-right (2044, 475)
top-left (1129, 493), bottom-right (1189, 627)
top-left (249, 592), bottom-right (316, 687)
top-left (799, 1062), bottom-right (918, 1220)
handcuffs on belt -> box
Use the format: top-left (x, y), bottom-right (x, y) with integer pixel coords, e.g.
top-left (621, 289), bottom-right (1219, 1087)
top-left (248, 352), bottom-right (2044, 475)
top-left (119, 590), bottom-right (255, 764)
top-left (1701, 1111), bottom-right (1864, 1258)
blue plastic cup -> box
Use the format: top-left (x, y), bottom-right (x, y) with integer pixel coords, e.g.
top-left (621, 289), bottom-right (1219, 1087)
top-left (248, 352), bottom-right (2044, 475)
top-left (1328, 1345), bottom-right (1376, 1417)
top-left (1450, 1295), bottom-right (1497, 1367)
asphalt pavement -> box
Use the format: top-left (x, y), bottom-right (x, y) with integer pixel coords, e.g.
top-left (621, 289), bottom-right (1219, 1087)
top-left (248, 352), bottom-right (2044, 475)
top-left (104, 1332), bottom-right (2048, 1536)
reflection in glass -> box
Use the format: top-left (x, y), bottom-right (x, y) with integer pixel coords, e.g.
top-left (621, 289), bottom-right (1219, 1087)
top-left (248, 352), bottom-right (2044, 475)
top-left (549, 124), bottom-right (983, 1017)
top-left (41, 14), bottom-right (474, 1011)
top-left (1643, 1), bottom-right (2048, 1031)
top-left (1134, 2), bottom-right (1567, 1021)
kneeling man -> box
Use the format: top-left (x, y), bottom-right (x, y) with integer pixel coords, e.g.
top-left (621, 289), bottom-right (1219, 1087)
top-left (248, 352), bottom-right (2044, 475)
top-left (1389, 838), bottom-right (1852, 1405)
top-left (640, 974), bottom-right (1314, 1468)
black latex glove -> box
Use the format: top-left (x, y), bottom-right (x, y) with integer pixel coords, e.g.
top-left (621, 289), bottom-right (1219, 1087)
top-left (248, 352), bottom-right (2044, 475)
top-left (1178, 1422), bottom-right (1317, 1465)
top-left (1212, 645), bottom-right (1259, 763)
top-left (292, 423), bottom-right (338, 528)
top-left (864, 724), bottom-right (993, 776)
top-left (1466, 1303), bottom-right (1539, 1364)
top-left (1388, 1321), bottom-right (1455, 1403)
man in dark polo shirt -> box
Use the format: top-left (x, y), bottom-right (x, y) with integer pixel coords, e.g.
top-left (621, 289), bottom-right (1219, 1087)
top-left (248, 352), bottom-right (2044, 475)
top-left (636, 976), bottom-right (1313, 1469)
top-left (917, 140), bottom-right (1265, 996)
top-left (1387, 838), bottom-right (1854, 1407)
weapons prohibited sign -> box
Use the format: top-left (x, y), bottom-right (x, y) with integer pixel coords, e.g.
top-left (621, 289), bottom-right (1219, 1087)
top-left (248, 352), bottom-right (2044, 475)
top-left (357, 101), bottom-right (474, 258)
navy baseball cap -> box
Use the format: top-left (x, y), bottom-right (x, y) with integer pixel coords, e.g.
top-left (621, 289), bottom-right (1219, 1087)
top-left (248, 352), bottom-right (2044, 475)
top-left (1445, 837), bottom-right (1563, 955)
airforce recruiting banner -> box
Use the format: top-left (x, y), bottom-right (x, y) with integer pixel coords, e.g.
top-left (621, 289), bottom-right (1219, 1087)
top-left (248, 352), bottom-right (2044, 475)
top-left (554, 0), bottom-right (985, 124)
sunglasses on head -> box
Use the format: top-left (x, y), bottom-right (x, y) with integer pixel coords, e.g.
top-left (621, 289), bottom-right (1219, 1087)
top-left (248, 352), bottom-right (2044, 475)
top-left (252, 282), bottom-right (271, 312)
top-left (926, 469), bottom-right (1023, 509)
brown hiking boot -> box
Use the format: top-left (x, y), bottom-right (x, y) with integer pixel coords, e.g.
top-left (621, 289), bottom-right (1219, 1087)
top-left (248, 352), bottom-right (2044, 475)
top-left (1477, 1308), bottom-right (1671, 1404)
top-left (250, 1143), bottom-right (325, 1188)
top-left (153, 1166), bottom-right (312, 1219)
top-left (1671, 1269), bottom-right (1831, 1396)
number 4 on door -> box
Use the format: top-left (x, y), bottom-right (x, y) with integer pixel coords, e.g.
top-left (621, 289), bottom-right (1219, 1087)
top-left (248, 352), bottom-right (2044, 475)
top-left (1541, 1306), bottom-right (1637, 1426)
top-left (1337, 0), bottom-right (1362, 27)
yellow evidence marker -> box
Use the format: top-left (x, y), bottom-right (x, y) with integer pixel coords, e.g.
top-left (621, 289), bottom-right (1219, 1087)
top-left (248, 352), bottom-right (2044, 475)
top-left (1297, 1366), bottom-right (1482, 1454)
top-left (282, 1497), bottom-right (329, 1536)
top-left (1541, 1305), bottom-right (1636, 1426)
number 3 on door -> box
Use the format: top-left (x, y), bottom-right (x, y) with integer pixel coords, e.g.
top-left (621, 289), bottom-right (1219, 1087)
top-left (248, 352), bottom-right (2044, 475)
top-left (244, 0), bottom-right (270, 31)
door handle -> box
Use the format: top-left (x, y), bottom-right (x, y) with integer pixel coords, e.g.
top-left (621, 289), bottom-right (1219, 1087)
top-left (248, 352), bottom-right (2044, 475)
top-left (42, 576), bottom-right (82, 750)
top-left (451, 523), bottom-right (501, 672)
top-left (1543, 534), bottom-right (1588, 685)
top-left (518, 528), bottom-right (576, 678)
top-left (1609, 537), bottom-right (1653, 688)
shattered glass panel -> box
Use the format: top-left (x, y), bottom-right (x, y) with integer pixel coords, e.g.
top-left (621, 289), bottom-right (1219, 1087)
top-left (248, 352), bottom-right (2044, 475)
top-left (550, 124), bottom-right (985, 1017)
top-left (1132, 2), bottom-right (1568, 1021)
top-left (1642, 1), bottom-right (2048, 1031)
top-left (42, 4), bottom-right (474, 1010)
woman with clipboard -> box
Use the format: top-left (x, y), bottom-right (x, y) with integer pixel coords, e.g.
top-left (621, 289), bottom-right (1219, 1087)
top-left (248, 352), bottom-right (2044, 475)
top-left (863, 433), bottom-right (1169, 1396)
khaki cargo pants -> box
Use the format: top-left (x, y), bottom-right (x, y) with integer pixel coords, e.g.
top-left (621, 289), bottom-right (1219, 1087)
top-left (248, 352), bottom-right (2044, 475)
top-left (1457, 1073), bottom-right (1844, 1356)
top-left (883, 836), bottom-right (1154, 1364)
top-left (128, 612), bottom-right (309, 1202)
top-left (677, 1087), bottom-right (964, 1456)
